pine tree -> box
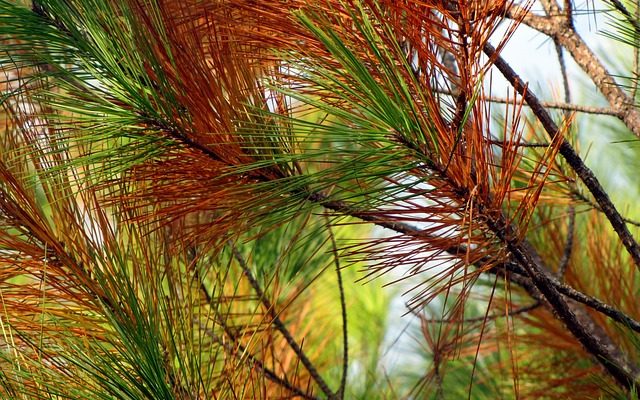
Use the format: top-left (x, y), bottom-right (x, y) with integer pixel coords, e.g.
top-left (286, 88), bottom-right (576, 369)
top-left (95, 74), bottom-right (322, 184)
top-left (1, 0), bottom-right (640, 398)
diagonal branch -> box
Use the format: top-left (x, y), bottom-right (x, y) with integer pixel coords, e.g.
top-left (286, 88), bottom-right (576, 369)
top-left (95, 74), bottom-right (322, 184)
top-left (484, 42), bottom-right (640, 271)
top-left (190, 247), bottom-right (318, 399)
top-left (572, 190), bottom-right (640, 228)
top-left (487, 223), bottom-right (640, 389)
top-left (421, 302), bottom-right (541, 324)
top-left (557, 206), bottom-right (575, 278)
top-left (229, 243), bottom-right (336, 399)
top-left (497, 256), bottom-right (640, 334)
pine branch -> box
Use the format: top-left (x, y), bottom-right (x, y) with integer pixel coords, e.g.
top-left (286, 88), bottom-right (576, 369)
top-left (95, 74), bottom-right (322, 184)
top-left (484, 42), bottom-right (640, 272)
top-left (605, 0), bottom-right (640, 36)
top-left (200, 319), bottom-right (320, 400)
top-left (436, 87), bottom-right (620, 116)
top-left (309, 183), bottom-right (640, 389)
top-left (8, 1), bottom-right (640, 395)
top-left (309, 155), bottom-right (640, 389)
top-left (498, 256), bottom-right (640, 334)
top-left (306, 196), bottom-right (640, 345)
top-left (557, 205), bottom-right (575, 278)
top-left (197, 273), bottom-right (318, 398)
top-left (572, 190), bottom-right (640, 228)
top-left (486, 207), bottom-right (639, 389)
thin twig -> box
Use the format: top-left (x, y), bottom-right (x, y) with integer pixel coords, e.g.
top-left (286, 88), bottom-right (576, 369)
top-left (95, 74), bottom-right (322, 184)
top-left (325, 215), bottom-right (348, 400)
top-left (552, 275), bottom-right (640, 334)
top-left (572, 190), bottom-right (640, 228)
top-left (488, 139), bottom-right (551, 148)
top-left (435, 88), bottom-right (620, 116)
top-left (229, 242), bottom-right (336, 399)
top-left (189, 247), bottom-right (318, 399)
top-left (492, 265), bottom-right (640, 381)
top-left (554, 39), bottom-right (571, 116)
top-left (555, 25), bottom-right (576, 280)
top-left (203, 323), bottom-right (319, 400)
top-left (498, 260), bottom-right (640, 334)
top-left (421, 302), bottom-right (541, 324)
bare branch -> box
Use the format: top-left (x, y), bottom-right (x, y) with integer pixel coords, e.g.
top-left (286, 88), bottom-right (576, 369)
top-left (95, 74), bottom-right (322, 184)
top-left (436, 88), bottom-right (621, 116)
top-left (309, 171), bottom-right (640, 389)
top-left (539, 0), bottom-right (561, 16)
top-left (563, 0), bottom-right (574, 27)
top-left (485, 211), bottom-right (640, 389)
top-left (229, 243), bottom-right (336, 399)
top-left (421, 302), bottom-right (541, 324)
top-left (203, 322), bottom-right (319, 400)
top-left (325, 215), bottom-right (348, 400)
top-left (189, 247), bottom-right (318, 400)
top-left (572, 190), bottom-right (640, 228)
top-left (488, 139), bottom-right (551, 147)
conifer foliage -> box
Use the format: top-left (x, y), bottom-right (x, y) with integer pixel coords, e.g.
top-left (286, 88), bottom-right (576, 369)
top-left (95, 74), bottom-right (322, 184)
top-left (1, 0), bottom-right (640, 398)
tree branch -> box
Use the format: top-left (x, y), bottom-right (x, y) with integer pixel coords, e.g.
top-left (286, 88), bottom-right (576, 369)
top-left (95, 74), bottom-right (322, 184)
top-left (508, 8), bottom-right (640, 137)
top-left (201, 321), bottom-right (320, 400)
top-left (572, 190), bottom-right (640, 228)
top-left (308, 192), bottom-right (640, 336)
top-left (326, 215), bottom-right (348, 400)
top-left (229, 243), bottom-right (336, 399)
top-left (190, 247), bottom-right (318, 399)
top-left (484, 42), bottom-right (640, 271)
top-left (435, 88), bottom-right (621, 116)
top-left (557, 205), bottom-right (575, 278)
top-left (308, 169), bottom-right (640, 389)
top-left (487, 233), bottom-right (640, 389)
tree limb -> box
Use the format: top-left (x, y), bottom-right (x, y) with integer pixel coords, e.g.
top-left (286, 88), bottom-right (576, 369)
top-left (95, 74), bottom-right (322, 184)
top-left (484, 42), bottom-right (640, 272)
